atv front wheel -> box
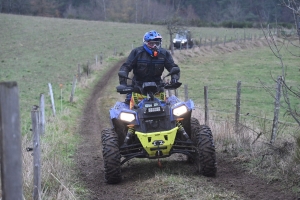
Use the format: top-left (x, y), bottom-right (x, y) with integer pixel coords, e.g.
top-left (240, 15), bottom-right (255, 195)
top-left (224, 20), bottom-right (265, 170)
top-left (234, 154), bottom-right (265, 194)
top-left (191, 118), bottom-right (217, 177)
top-left (101, 128), bottom-right (122, 183)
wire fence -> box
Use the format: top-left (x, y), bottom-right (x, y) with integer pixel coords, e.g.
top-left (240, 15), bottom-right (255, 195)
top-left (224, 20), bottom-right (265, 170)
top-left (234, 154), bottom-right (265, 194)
top-left (173, 76), bottom-right (299, 143)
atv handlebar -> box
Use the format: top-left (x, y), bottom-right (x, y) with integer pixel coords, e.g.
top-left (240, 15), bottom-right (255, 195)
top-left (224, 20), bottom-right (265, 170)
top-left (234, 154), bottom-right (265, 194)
top-left (116, 81), bottom-right (182, 94)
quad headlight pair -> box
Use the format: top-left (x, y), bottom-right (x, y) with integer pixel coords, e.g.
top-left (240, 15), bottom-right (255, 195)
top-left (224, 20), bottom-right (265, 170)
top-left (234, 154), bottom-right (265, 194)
top-left (119, 105), bottom-right (188, 122)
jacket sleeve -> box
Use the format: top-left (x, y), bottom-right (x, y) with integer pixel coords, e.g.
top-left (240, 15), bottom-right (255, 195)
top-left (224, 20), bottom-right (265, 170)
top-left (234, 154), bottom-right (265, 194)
top-left (163, 50), bottom-right (180, 81)
top-left (118, 49), bottom-right (137, 85)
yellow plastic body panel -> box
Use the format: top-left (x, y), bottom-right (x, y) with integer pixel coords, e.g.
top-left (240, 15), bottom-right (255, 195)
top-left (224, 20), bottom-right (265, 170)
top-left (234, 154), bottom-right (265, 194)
top-left (135, 127), bottom-right (178, 157)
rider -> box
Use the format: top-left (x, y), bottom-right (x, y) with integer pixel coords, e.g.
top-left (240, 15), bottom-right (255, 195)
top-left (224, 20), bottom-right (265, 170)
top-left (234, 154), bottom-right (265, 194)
top-left (118, 30), bottom-right (180, 106)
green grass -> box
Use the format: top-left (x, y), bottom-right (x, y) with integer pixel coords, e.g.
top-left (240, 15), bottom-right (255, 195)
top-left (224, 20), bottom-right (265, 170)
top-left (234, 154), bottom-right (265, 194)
top-left (176, 43), bottom-right (299, 126)
top-left (0, 13), bottom-right (264, 132)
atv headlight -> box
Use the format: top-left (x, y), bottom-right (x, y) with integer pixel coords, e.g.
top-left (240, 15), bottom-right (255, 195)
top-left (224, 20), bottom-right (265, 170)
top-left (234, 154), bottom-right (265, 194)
top-left (173, 105), bottom-right (188, 116)
top-left (119, 112), bottom-right (135, 122)
top-left (181, 39), bottom-right (187, 43)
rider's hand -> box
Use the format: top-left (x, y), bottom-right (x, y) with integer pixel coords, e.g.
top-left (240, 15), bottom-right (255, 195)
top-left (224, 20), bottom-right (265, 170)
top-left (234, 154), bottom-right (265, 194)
top-left (119, 77), bottom-right (127, 86)
top-left (171, 79), bottom-right (178, 84)
top-left (119, 80), bottom-right (127, 86)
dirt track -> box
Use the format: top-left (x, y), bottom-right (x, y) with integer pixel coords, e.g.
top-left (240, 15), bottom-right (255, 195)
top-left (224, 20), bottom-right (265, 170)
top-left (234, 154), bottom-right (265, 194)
top-left (75, 45), bottom-right (298, 200)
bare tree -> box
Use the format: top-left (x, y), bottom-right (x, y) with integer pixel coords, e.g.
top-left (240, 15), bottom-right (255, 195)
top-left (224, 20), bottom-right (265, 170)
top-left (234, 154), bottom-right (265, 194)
top-left (281, 0), bottom-right (300, 42)
top-left (226, 0), bottom-right (243, 22)
top-left (166, 17), bottom-right (181, 54)
top-left (260, 0), bottom-right (300, 127)
top-left (102, 0), bottom-right (106, 21)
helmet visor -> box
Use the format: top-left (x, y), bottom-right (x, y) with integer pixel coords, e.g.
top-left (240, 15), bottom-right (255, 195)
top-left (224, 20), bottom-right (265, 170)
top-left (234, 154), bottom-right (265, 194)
top-left (147, 41), bottom-right (161, 48)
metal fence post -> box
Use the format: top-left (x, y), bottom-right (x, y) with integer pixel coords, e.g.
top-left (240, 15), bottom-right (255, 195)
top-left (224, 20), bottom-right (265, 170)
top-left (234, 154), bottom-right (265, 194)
top-left (39, 93), bottom-right (45, 135)
top-left (48, 83), bottom-right (56, 116)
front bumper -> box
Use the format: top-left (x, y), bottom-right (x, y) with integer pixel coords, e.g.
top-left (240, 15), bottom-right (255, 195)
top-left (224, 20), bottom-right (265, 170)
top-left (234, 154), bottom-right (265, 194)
top-left (135, 127), bottom-right (178, 157)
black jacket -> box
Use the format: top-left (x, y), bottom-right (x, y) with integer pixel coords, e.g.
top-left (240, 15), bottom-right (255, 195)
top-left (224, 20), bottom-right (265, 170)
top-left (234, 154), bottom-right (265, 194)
top-left (119, 46), bottom-right (180, 86)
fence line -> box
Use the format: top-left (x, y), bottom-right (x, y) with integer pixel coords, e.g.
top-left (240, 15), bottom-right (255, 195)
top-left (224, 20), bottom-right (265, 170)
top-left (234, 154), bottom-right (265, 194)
top-left (0, 55), bottom-right (101, 198)
top-left (181, 78), bottom-right (296, 141)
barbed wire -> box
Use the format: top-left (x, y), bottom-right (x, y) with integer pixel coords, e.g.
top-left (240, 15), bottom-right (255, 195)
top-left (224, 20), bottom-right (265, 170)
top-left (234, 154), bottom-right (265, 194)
top-left (193, 102), bottom-right (297, 126)
top-left (208, 87), bottom-right (237, 90)
top-left (240, 113), bottom-right (298, 125)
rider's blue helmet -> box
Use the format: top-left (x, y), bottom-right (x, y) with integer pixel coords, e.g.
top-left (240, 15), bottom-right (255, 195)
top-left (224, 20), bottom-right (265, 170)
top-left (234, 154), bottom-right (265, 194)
top-left (143, 30), bottom-right (162, 50)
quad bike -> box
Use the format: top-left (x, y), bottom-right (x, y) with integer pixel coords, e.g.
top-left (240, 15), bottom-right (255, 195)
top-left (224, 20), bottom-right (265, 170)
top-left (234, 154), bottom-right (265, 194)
top-left (173, 30), bottom-right (194, 49)
top-left (101, 67), bottom-right (216, 184)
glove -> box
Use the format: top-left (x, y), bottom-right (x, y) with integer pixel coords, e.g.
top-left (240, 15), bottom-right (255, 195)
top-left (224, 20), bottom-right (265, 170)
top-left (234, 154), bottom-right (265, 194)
top-left (171, 73), bottom-right (179, 84)
top-left (171, 78), bottom-right (178, 84)
top-left (119, 77), bottom-right (127, 86)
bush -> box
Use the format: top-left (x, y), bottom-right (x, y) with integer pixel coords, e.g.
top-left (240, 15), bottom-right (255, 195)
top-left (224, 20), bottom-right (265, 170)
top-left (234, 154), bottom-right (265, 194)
top-left (221, 21), bottom-right (253, 28)
top-left (295, 135), bottom-right (300, 164)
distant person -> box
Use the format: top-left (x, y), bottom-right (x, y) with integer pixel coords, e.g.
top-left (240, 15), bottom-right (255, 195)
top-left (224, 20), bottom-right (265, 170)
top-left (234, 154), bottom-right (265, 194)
top-left (118, 30), bottom-right (180, 107)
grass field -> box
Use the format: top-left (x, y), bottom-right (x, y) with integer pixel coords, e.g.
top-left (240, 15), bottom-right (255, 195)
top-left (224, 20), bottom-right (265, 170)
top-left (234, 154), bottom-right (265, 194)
top-left (174, 40), bottom-right (299, 126)
top-left (0, 13), bottom-right (266, 130)
top-left (1, 13), bottom-right (299, 199)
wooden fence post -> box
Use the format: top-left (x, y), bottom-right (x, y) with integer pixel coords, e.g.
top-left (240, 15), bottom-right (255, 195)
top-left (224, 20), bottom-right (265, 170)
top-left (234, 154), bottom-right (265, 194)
top-left (70, 75), bottom-right (77, 103)
top-left (39, 93), bottom-right (45, 135)
top-left (235, 81), bottom-right (241, 134)
top-left (77, 64), bottom-right (81, 82)
top-left (175, 88), bottom-right (178, 97)
top-left (48, 83), bottom-right (56, 116)
top-left (184, 84), bottom-right (188, 101)
top-left (271, 76), bottom-right (282, 144)
top-left (100, 53), bottom-right (103, 64)
top-left (87, 61), bottom-right (90, 77)
top-left (0, 82), bottom-right (23, 200)
top-left (31, 105), bottom-right (41, 200)
top-left (167, 89), bottom-right (171, 97)
top-left (204, 86), bottom-right (209, 126)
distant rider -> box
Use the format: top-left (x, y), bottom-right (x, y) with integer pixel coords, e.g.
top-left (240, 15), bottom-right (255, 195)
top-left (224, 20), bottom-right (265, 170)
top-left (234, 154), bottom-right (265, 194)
top-left (118, 30), bottom-right (180, 106)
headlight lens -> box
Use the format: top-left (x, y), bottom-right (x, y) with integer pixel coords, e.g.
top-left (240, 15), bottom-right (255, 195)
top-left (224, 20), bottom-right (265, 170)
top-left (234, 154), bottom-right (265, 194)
top-left (173, 105), bottom-right (188, 116)
top-left (119, 112), bottom-right (135, 122)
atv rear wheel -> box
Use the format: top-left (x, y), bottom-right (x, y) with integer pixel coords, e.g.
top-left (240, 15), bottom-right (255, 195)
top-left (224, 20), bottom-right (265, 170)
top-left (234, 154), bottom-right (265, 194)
top-left (101, 128), bottom-right (122, 184)
top-left (190, 118), bottom-right (217, 177)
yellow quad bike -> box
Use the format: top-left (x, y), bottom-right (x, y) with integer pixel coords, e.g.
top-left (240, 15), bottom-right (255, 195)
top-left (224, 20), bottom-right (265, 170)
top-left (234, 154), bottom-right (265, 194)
top-left (101, 67), bottom-right (216, 184)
